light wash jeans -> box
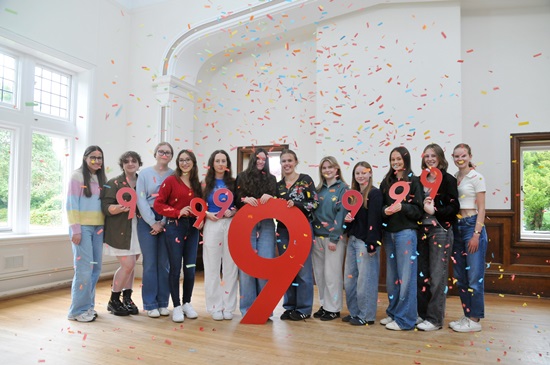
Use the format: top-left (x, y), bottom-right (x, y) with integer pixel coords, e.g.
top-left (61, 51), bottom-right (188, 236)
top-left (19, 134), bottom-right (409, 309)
top-left (203, 217), bottom-right (238, 314)
top-left (344, 235), bottom-right (380, 322)
top-left (68, 225), bottom-right (103, 318)
top-left (452, 214), bottom-right (487, 319)
top-left (137, 209), bottom-right (170, 311)
top-left (384, 229), bottom-right (418, 330)
top-left (417, 224), bottom-right (453, 327)
top-left (239, 219), bottom-right (276, 316)
top-left (276, 224), bottom-right (314, 315)
top-left (164, 217), bottom-right (200, 307)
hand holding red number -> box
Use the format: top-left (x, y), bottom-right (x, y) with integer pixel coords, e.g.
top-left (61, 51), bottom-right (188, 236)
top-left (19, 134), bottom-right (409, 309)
top-left (228, 199), bottom-right (311, 324)
top-left (116, 187), bottom-right (137, 219)
top-left (213, 188), bottom-right (234, 219)
top-left (388, 181), bottom-right (410, 212)
top-left (190, 197), bottom-right (207, 228)
top-left (342, 190), bottom-right (363, 219)
top-left (420, 167), bottom-right (442, 199)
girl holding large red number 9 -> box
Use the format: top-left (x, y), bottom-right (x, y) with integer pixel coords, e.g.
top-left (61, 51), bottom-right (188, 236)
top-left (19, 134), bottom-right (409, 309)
top-left (311, 156), bottom-right (349, 321)
top-left (201, 150), bottom-right (238, 321)
top-left (379, 146), bottom-right (423, 331)
top-left (234, 148), bottom-right (277, 318)
top-left (102, 151), bottom-right (143, 317)
top-left (343, 161), bottom-right (383, 326)
top-left (415, 144), bottom-right (460, 332)
top-left (154, 149), bottom-right (203, 323)
top-left (276, 149), bottom-right (318, 321)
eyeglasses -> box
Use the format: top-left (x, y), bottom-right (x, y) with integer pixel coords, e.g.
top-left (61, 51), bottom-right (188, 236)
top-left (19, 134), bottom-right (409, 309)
top-left (157, 150), bottom-right (172, 156)
top-left (178, 158), bottom-right (192, 164)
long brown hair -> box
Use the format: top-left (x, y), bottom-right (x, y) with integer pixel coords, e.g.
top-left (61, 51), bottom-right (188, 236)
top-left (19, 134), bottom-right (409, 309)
top-left (80, 145), bottom-right (107, 198)
top-left (421, 143), bottom-right (448, 171)
top-left (203, 149), bottom-right (235, 199)
top-left (382, 146), bottom-right (414, 186)
top-left (174, 149), bottom-right (202, 198)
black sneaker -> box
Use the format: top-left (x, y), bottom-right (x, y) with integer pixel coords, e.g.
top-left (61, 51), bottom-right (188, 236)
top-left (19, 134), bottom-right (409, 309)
top-left (342, 314), bottom-right (353, 322)
top-left (108, 299), bottom-right (130, 316)
top-left (349, 317), bottom-right (375, 326)
top-left (289, 310), bottom-right (311, 321)
top-left (123, 297), bottom-right (139, 315)
top-left (320, 311), bottom-right (340, 321)
top-left (280, 309), bottom-right (292, 320)
top-left (313, 306), bottom-right (326, 318)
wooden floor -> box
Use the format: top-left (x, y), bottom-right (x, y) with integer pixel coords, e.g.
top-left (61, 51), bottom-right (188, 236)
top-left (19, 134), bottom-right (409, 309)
top-left (1, 273), bottom-right (549, 365)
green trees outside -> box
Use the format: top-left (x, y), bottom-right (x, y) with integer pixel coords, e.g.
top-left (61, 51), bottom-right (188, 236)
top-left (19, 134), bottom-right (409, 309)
top-left (0, 129), bottom-right (10, 225)
top-left (523, 150), bottom-right (550, 231)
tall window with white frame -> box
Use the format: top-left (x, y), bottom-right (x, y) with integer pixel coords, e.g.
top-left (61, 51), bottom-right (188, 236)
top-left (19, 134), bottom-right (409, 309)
top-left (0, 47), bottom-right (75, 234)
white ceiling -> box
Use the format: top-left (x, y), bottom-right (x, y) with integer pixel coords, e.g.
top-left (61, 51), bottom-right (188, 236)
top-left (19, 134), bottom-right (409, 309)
top-left (113, 0), bottom-right (171, 10)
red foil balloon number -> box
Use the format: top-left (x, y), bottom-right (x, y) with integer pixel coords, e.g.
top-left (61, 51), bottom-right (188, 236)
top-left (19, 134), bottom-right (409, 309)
top-left (228, 199), bottom-right (311, 324)
top-left (342, 190), bottom-right (363, 219)
top-left (116, 187), bottom-right (137, 219)
top-left (389, 181), bottom-right (410, 209)
top-left (213, 188), bottom-right (234, 219)
top-left (420, 167), bottom-right (442, 199)
top-left (190, 198), bottom-right (207, 228)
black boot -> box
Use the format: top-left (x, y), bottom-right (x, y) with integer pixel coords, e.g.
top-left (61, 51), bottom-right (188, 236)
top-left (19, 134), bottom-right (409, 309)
top-left (108, 291), bottom-right (129, 316)
top-left (122, 289), bottom-right (139, 315)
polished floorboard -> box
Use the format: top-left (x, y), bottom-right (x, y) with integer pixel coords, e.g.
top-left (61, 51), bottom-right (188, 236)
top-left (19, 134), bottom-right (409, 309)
top-left (0, 272), bottom-right (548, 365)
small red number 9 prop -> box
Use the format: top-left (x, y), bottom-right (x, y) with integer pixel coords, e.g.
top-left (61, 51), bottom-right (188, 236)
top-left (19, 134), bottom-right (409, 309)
top-left (342, 190), bottom-right (363, 219)
top-left (116, 187), bottom-right (137, 219)
top-left (420, 167), bottom-right (442, 199)
top-left (228, 199), bottom-right (311, 324)
top-left (213, 188), bottom-right (234, 219)
top-left (389, 181), bottom-right (410, 210)
top-left (190, 198), bottom-right (207, 228)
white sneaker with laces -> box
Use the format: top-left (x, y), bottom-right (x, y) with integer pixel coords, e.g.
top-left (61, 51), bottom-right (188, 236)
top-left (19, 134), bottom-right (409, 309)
top-left (416, 316), bottom-right (423, 325)
top-left (172, 305), bottom-right (184, 322)
top-left (87, 308), bottom-right (98, 318)
top-left (68, 311), bottom-right (95, 322)
top-left (212, 311), bottom-right (223, 321)
top-left (385, 321), bottom-right (402, 331)
top-left (380, 316), bottom-right (394, 325)
top-left (449, 316), bottom-right (467, 328)
top-left (182, 302), bottom-right (198, 319)
top-left (451, 317), bottom-right (482, 333)
top-left (417, 320), bottom-right (441, 331)
top-left (159, 307), bottom-right (170, 316)
top-left (223, 311), bottom-right (233, 320)
top-left (147, 309), bottom-right (160, 318)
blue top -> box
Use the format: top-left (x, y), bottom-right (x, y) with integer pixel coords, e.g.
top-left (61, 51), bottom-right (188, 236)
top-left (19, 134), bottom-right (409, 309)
top-left (206, 178), bottom-right (235, 213)
top-left (136, 166), bottom-right (173, 226)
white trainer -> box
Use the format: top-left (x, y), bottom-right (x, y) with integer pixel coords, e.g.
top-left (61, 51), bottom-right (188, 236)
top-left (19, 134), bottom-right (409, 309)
top-left (159, 307), bottom-right (170, 316)
top-left (451, 317), bottom-right (482, 333)
top-left (68, 311), bottom-right (96, 322)
top-left (212, 311), bottom-right (223, 321)
top-left (147, 309), bottom-right (160, 318)
top-left (385, 321), bottom-right (402, 331)
top-left (182, 302), bottom-right (198, 319)
top-left (449, 316), bottom-right (467, 328)
top-left (380, 316), bottom-right (394, 325)
top-left (223, 311), bottom-right (234, 320)
top-left (172, 305), bottom-right (184, 323)
top-left (417, 320), bottom-right (441, 331)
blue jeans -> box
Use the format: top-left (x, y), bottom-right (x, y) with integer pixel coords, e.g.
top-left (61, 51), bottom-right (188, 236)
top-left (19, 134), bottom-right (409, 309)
top-left (276, 224), bottom-right (314, 315)
top-left (164, 217), bottom-right (199, 307)
top-left (417, 224), bottom-right (453, 327)
top-left (239, 219), bottom-right (276, 316)
top-left (344, 235), bottom-right (380, 322)
top-left (453, 215), bottom-right (487, 319)
top-left (384, 229), bottom-right (418, 329)
top-left (137, 209), bottom-right (170, 311)
top-left (68, 225), bottom-right (103, 317)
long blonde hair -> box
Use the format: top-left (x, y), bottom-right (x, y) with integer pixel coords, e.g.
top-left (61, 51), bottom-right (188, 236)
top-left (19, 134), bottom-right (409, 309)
top-left (316, 156), bottom-right (346, 191)
top-left (351, 161), bottom-right (373, 208)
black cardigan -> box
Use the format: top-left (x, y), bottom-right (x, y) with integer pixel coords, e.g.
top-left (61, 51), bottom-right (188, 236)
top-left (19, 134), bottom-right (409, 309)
top-left (423, 170), bottom-right (460, 229)
top-left (346, 187), bottom-right (383, 253)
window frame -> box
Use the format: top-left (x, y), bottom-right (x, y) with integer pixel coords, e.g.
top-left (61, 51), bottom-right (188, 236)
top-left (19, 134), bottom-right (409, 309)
top-left (511, 132), bottom-right (550, 247)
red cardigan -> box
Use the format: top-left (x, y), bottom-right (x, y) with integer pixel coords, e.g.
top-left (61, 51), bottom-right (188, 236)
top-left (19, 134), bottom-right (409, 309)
top-left (153, 175), bottom-right (195, 218)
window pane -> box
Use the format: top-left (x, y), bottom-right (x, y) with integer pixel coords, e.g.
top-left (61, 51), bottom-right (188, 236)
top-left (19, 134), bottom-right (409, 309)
top-left (521, 149), bottom-right (550, 239)
top-left (30, 133), bottom-right (68, 230)
top-left (0, 128), bottom-right (13, 229)
top-left (33, 65), bottom-right (71, 120)
top-left (0, 52), bottom-right (17, 106)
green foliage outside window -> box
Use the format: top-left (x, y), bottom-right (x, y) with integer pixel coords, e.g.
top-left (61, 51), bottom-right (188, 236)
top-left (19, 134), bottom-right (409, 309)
top-left (523, 150), bottom-right (550, 231)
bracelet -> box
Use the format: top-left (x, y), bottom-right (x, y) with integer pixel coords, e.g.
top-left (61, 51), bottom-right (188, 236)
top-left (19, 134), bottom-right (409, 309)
top-left (474, 230), bottom-right (481, 235)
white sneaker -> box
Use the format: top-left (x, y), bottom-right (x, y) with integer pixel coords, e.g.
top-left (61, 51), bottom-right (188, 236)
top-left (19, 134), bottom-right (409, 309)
top-left (172, 305), bottom-right (184, 323)
top-left (159, 307), bottom-right (170, 316)
top-left (182, 302), bottom-right (198, 319)
top-left (223, 311), bottom-right (233, 320)
top-left (385, 321), bottom-right (402, 331)
top-left (451, 317), bottom-right (482, 333)
top-left (417, 320), bottom-right (441, 331)
top-left (449, 316), bottom-right (467, 328)
top-left (380, 316), bottom-right (394, 325)
top-left (212, 311), bottom-right (223, 321)
top-left (68, 311), bottom-right (95, 322)
top-left (87, 308), bottom-right (98, 319)
top-left (416, 316), bottom-right (423, 325)
top-left (147, 309), bottom-right (160, 318)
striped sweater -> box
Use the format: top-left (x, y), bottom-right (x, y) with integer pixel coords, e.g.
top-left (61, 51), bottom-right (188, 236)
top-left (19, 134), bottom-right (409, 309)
top-left (66, 169), bottom-right (105, 234)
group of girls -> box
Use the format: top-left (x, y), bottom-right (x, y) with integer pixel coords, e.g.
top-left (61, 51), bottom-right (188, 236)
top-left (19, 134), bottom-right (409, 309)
top-left (66, 142), bottom-right (487, 333)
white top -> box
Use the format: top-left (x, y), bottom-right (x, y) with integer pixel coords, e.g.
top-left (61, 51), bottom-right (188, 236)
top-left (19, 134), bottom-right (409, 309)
top-left (455, 169), bottom-right (486, 210)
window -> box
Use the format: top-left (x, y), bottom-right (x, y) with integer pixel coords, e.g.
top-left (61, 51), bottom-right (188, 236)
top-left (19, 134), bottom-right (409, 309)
top-left (511, 133), bottom-right (550, 243)
top-left (0, 44), bottom-right (82, 235)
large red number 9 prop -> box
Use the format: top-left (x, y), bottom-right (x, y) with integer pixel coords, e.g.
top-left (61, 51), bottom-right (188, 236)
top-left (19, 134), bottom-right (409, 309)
top-left (420, 167), bottom-right (442, 199)
top-left (228, 199), bottom-right (311, 324)
top-left (190, 198), bottom-right (207, 228)
top-left (116, 187), bottom-right (137, 219)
